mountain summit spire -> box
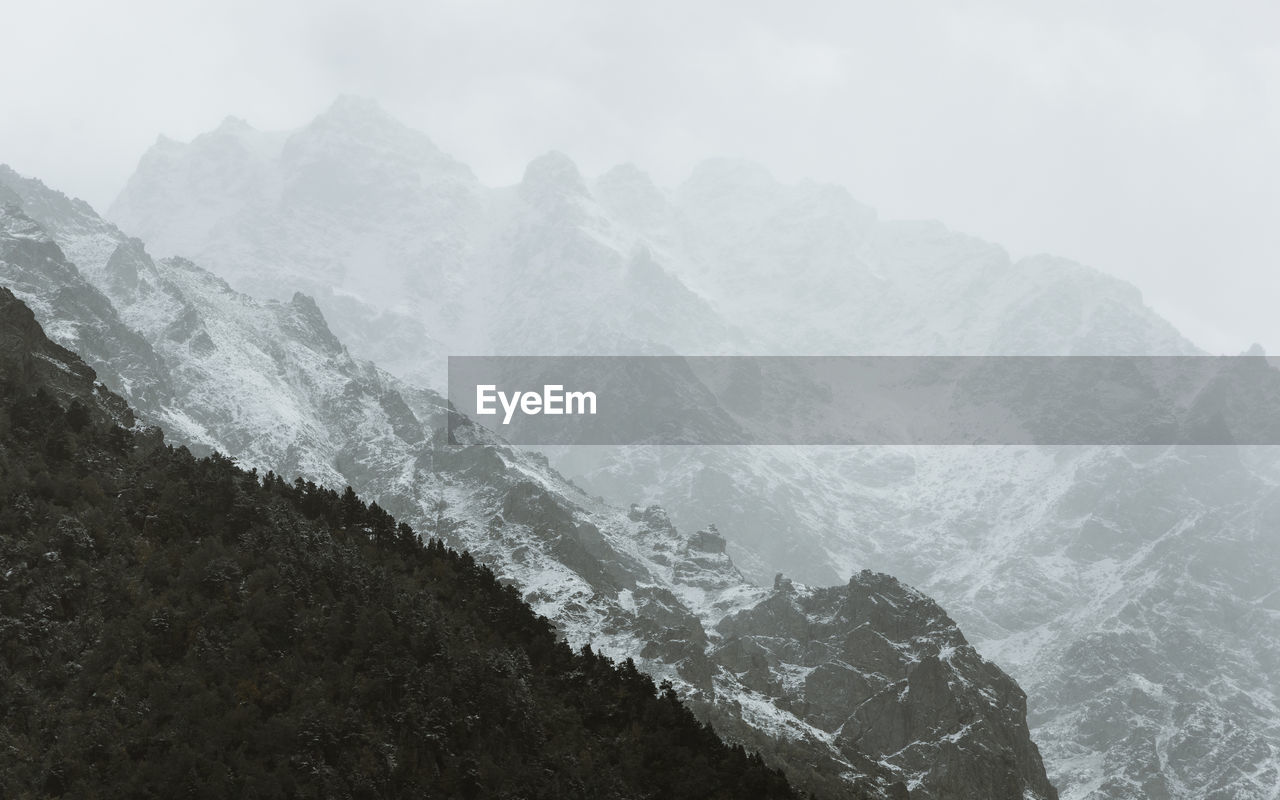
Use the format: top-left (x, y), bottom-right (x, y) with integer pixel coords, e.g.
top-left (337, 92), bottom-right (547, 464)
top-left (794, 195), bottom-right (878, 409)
top-left (519, 150), bottom-right (588, 208)
top-left (314, 94), bottom-right (400, 129)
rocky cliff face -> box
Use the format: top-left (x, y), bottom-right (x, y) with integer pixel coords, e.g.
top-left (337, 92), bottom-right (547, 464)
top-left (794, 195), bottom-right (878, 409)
top-left (0, 286), bottom-right (132, 428)
top-left (713, 571), bottom-right (1056, 800)
top-left (574, 441), bottom-right (1280, 800)
top-left (1, 169), bottom-right (1056, 799)
top-left (0, 186), bottom-right (170, 414)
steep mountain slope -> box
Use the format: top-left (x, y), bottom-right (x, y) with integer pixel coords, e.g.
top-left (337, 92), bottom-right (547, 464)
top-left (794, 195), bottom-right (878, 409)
top-left (97, 99), bottom-right (1279, 800)
top-left (0, 179), bottom-right (170, 414)
top-left (3, 166), bottom-right (424, 487)
top-left (1, 171), bottom-right (1057, 799)
top-left (0, 287), bottom-right (802, 800)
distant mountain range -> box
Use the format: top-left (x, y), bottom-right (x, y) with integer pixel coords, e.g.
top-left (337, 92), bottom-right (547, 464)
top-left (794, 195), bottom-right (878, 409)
top-left (3, 168), bottom-right (1055, 798)
top-left (5, 94), bottom-right (1278, 798)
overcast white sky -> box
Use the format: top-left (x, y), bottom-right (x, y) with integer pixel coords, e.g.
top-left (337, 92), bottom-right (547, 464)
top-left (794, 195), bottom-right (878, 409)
top-left (3, 0), bottom-right (1278, 353)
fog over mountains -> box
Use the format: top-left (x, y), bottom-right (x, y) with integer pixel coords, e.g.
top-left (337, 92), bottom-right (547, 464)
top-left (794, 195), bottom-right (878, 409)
top-left (3, 164), bottom-right (1055, 798)
top-left (4, 96), bottom-right (1278, 799)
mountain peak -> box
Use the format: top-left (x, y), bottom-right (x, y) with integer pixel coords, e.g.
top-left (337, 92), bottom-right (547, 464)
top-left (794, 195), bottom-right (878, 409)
top-left (288, 291), bottom-right (344, 353)
top-left (595, 163), bottom-right (671, 228)
top-left (522, 151), bottom-right (586, 190)
top-left (315, 94), bottom-right (399, 129)
top-left (215, 115), bottom-right (255, 134)
top-left (598, 162), bottom-right (654, 186)
top-left (675, 158), bottom-right (781, 214)
top-left (287, 95), bottom-right (467, 175)
top-left (596, 162), bottom-right (662, 201)
top-left (519, 151), bottom-right (588, 208)
top-left (0, 162), bottom-right (25, 186)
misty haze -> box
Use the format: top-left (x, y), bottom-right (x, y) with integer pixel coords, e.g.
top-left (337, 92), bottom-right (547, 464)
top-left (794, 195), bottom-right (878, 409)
top-left (1, 4), bottom-right (1277, 800)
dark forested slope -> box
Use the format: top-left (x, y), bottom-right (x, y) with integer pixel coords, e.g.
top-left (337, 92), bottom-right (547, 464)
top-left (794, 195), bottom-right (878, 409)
top-left (0, 286), bottom-right (801, 800)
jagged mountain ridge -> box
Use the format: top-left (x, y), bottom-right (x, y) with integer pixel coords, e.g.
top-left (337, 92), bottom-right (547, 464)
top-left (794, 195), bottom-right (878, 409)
top-left (98, 98), bottom-right (1278, 800)
top-left (109, 98), bottom-right (744, 387)
top-left (1, 170), bottom-right (1056, 798)
top-left (110, 98), bottom-right (1196, 370)
top-left (0, 286), bottom-right (804, 800)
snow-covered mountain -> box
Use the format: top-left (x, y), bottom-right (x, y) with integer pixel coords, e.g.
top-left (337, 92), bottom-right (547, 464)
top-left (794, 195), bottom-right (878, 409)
top-left (98, 98), bottom-right (1280, 800)
top-left (2, 169), bottom-right (1057, 799)
top-left (110, 98), bottom-right (1196, 367)
top-left (582, 442), bottom-right (1280, 799)
top-left (110, 97), bottom-right (743, 387)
